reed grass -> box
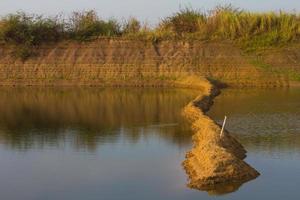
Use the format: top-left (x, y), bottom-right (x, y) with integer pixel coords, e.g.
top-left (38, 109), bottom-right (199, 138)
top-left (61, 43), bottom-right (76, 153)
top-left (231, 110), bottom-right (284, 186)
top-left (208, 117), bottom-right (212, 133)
top-left (0, 5), bottom-right (299, 59)
top-left (158, 5), bottom-right (300, 48)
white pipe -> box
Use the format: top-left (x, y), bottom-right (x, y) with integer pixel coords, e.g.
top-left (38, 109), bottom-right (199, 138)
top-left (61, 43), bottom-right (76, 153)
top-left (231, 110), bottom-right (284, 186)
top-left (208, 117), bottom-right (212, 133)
top-left (220, 116), bottom-right (227, 137)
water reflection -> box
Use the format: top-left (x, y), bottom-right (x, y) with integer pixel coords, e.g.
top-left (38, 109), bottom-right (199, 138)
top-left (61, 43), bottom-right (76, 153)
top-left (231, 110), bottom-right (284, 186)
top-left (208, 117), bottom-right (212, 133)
top-left (0, 88), bottom-right (198, 151)
top-left (208, 88), bottom-right (300, 155)
top-left (0, 87), bottom-right (300, 199)
top-left (199, 181), bottom-right (245, 196)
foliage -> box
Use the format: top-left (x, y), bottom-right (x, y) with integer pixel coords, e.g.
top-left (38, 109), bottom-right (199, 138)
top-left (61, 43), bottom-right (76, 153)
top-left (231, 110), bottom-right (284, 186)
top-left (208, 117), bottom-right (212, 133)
top-left (14, 45), bottom-right (34, 61)
top-left (123, 17), bottom-right (141, 34)
top-left (159, 5), bottom-right (300, 48)
top-left (0, 12), bottom-right (63, 46)
top-left (67, 10), bottom-right (121, 41)
top-left (0, 6), bottom-right (299, 59)
top-left (160, 7), bottom-right (206, 36)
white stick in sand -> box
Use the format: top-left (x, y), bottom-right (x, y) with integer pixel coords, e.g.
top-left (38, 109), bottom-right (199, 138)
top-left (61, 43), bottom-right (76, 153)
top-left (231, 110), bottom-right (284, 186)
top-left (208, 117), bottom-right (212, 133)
top-left (220, 116), bottom-right (227, 137)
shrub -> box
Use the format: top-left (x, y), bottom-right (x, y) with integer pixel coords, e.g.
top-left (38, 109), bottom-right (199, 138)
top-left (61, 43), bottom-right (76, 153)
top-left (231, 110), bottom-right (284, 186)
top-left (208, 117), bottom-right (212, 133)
top-left (0, 12), bottom-right (63, 46)
top-left (14, 45), bottom-right (34, 61)
top-left (123, 17), bottom-right (141, 34)
top-left (160, 7), bottom-right (206, 36)
top-left (67, 10), bottom-right (121, 40)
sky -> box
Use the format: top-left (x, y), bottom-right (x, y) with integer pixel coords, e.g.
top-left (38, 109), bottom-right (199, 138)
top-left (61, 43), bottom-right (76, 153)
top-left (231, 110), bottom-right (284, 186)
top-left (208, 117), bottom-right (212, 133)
top-left (0, 0), bottom-right (299, 23)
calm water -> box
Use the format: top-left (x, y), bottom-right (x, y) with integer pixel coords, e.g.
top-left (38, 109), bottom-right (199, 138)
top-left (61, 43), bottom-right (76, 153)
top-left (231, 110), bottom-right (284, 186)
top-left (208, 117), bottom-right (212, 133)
top-left (0, 87), bottom-right (299, 200)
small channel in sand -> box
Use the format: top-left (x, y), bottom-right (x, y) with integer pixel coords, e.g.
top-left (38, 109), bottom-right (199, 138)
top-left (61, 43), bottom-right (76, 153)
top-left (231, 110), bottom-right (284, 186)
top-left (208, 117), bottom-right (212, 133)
top-left (0, 87), bottom-right (299, 199)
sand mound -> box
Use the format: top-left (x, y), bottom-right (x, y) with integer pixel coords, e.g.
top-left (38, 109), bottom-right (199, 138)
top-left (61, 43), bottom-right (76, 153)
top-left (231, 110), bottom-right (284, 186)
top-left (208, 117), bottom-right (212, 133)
top-left (181, 77), bottom-right (259, 194)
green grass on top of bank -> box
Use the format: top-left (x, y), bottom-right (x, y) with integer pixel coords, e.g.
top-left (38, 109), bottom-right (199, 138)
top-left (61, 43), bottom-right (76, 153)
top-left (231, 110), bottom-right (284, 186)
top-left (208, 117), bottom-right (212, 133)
top-left (0, 5), bottom-right (299, 59)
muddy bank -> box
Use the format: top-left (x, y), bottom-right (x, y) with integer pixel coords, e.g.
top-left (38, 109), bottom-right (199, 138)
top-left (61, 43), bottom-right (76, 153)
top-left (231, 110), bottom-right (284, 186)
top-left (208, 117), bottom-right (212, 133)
top-left (180, 77), bottom-right (260, 194)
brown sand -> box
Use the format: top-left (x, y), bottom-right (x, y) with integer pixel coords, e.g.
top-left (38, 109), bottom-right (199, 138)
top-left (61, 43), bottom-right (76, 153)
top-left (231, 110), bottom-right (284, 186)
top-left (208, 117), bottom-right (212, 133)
top-left (180, 76), bottom-right (260, 194)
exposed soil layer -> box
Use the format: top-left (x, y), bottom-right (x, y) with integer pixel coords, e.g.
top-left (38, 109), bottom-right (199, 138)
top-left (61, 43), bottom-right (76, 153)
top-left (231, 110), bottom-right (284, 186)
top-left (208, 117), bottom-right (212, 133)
top-left (0, 39), bottom-right (299, 87)
top-left (180, 77), bottom-right (260, 194)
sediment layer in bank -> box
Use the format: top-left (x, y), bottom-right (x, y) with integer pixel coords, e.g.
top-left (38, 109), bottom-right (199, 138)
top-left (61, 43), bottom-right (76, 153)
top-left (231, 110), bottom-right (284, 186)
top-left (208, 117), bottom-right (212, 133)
top-left (0, 39), bottom-right (299, 87)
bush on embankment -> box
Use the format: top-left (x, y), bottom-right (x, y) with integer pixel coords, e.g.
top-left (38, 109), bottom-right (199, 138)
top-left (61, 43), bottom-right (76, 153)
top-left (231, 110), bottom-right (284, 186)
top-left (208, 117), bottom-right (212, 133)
top-left (0, 5), bottom-right (299, 59)
top-left (0, 12), bottom-right (64, 59)
top-left (0, 10), bottom-right (122, 59)
top-left (159, 5), bottom-right (300, 50)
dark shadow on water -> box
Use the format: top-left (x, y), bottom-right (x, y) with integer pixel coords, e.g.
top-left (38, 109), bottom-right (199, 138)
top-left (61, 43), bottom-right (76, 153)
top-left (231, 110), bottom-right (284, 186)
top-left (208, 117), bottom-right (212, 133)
top-left (188, 177), bottom-right (258, 196)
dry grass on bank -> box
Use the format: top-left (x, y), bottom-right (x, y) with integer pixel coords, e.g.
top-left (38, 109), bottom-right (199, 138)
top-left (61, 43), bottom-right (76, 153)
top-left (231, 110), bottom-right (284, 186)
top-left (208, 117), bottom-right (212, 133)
top-left (0, 5), bottom-right (299, 59)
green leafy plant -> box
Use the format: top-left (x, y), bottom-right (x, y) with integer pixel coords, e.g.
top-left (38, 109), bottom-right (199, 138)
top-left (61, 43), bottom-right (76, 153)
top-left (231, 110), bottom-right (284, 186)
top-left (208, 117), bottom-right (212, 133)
top-left (67, 10), bottom-right (121, 41)
top-left (0, 6), bottom-right (299, 59)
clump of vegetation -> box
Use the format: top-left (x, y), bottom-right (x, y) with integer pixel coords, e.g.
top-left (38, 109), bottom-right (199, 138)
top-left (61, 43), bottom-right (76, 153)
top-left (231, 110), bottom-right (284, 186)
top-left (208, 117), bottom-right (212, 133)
top-left (0, 12), bottom-right (63, 45)
top-left (122, 17), bottom-right (141, 34)
top-left (0, 6), bottom-right (299, 59)
top-left (160, 7), bottom-right (206, 36)
top-left (67, 10), bottom-right (121, 41)
top-left (159, 5), bottom-right (300, 47)
top-left (14, 45), bottom-right (35, 61)
top-left (0, 12), bottom-right (64, 59)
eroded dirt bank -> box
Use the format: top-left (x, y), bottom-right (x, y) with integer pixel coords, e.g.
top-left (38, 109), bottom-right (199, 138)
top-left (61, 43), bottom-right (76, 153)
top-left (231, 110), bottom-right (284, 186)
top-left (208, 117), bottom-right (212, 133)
top-left (180, 76), bottom-right (260, 195)
top-left (0, 39), bottom-right (299, 87)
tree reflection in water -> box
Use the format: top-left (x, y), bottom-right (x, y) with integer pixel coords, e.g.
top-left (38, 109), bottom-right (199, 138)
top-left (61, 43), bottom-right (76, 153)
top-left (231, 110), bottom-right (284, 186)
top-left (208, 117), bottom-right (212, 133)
top-left (0, 87), bottom-right (198, 151)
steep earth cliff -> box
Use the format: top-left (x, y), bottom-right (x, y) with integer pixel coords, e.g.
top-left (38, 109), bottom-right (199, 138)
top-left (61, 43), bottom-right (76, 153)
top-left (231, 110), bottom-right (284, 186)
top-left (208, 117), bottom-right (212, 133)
top-left (0, 39), bottom-right (298, 87)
